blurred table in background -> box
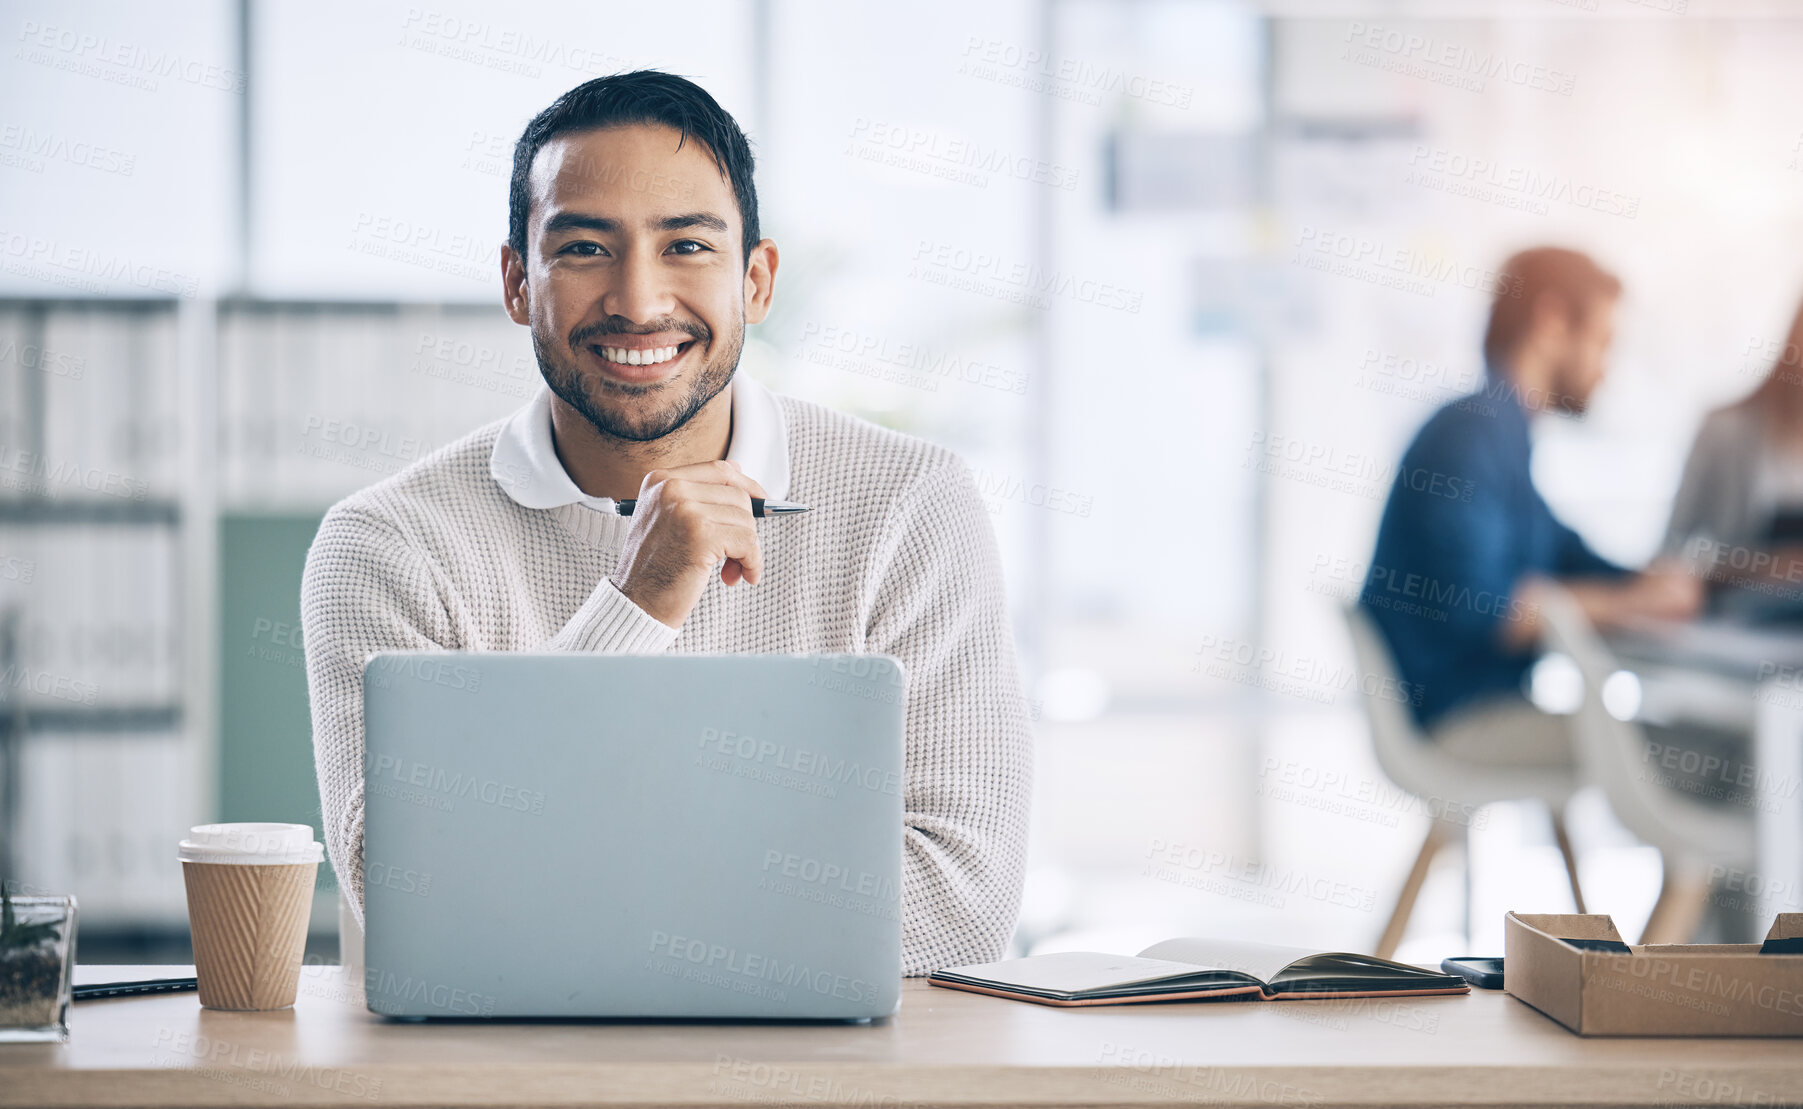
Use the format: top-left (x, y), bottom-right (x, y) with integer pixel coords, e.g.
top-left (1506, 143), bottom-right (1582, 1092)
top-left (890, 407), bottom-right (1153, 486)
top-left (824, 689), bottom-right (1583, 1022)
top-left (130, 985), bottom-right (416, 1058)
top-left (1606, 617), bottom-right (1803, 932)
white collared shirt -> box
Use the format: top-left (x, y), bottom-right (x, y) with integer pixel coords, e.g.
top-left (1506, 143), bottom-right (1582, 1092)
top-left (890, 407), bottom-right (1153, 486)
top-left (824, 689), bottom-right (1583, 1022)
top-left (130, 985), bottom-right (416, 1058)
top-left (488, 373), bottom-right (791, 512)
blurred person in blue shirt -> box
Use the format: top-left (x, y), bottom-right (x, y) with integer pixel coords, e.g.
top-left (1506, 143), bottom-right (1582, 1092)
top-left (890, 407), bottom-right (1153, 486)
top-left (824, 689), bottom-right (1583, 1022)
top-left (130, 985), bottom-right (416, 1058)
top-left (1362, 248), bottom-right (1702, 765)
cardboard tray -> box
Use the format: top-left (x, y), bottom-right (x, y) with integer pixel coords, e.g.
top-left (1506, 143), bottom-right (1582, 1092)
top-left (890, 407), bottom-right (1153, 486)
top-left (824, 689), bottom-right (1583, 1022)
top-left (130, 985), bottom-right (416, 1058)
top-left (1504, 911), bottom-right (1803, 1037)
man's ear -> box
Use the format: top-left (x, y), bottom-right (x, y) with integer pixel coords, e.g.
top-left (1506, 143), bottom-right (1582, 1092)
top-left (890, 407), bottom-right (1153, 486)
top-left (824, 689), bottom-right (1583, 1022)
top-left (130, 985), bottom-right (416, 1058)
top-left (502, 242), bottom-right (530, 325)
top-left (1531, 289), bottom-right (1576, 342)
top-left (743, 239), bottom-right (779, 326)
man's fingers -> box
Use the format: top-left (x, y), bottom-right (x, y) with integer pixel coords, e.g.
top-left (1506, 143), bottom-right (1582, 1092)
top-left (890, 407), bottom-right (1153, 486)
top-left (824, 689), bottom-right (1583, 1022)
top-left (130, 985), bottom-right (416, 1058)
top-left (680, 502), bottom-right (762, 585)
top-left (657, 477), bottom-right (759, 512)
top-left (711, 507), bottom-right (764, 585)
top-left (644, 459), bottom-right (768, 501)
top-left (721, 520), bottom-right (763, 586)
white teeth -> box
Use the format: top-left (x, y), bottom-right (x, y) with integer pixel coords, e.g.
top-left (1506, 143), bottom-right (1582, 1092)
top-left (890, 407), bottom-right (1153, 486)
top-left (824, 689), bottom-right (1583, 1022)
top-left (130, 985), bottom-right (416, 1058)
top-left (599, 344), bottom-right (682, 367)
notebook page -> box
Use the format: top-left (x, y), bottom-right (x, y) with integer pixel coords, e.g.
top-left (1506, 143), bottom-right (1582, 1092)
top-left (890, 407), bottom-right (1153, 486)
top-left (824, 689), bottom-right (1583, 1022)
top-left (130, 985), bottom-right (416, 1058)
top-left (1137, 938), bottom-right (1324, 984)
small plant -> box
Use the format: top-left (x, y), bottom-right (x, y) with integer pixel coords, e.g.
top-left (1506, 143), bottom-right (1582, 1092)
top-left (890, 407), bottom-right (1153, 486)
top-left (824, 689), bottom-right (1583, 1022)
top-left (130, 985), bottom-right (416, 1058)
top-left (0, 880), bottom-right (74, 1042)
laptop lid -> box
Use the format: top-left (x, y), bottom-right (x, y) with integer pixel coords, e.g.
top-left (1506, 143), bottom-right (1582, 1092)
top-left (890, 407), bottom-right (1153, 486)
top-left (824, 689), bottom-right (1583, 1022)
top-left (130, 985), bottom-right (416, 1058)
top-left (361, 652), bottom-right (905, 1020)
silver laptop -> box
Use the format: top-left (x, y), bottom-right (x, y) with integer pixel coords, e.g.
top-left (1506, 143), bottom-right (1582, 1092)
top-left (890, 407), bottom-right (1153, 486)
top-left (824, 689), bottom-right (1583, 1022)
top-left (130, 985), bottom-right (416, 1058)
top-left (360, 652), bottom-right (906, 1020)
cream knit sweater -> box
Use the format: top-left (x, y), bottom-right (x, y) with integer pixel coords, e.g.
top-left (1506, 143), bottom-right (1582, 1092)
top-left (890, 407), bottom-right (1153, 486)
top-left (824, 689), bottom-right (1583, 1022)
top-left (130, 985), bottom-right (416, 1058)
top-left (301, 389), bottom-right (1033, 976)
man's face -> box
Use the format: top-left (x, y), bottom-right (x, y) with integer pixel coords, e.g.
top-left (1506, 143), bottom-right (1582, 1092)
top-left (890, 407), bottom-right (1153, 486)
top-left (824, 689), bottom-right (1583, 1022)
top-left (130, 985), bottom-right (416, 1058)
top-left (502, 123), bottom-right (775, 442)
top-left (1548, 293), bottom-right (1617, 415)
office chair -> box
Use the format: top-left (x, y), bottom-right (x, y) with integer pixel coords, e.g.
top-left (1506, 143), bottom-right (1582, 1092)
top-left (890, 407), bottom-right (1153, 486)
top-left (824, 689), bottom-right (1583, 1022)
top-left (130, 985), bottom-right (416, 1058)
top-left (1534, 584), bottom-right (1756, 944)
top-left (1341, 604), bottom-right (1587, 958)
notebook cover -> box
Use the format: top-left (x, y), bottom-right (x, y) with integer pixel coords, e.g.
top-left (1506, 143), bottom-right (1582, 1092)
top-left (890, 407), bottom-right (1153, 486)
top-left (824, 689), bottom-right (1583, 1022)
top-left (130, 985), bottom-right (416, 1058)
top-left (927, 977), bottom-right (1266, 1007)
top-left (1265, 985), bottom-right (1470, 1000)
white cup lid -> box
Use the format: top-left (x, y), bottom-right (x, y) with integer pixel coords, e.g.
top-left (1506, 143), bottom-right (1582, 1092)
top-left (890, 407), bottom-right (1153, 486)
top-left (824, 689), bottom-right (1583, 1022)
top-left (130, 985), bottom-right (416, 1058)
top-left (179, 823), bottom-right (324, 865)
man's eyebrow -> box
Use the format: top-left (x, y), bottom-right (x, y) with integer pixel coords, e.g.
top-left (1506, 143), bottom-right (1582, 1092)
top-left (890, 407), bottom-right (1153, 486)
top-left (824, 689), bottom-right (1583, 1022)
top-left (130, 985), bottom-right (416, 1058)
top-left (538, 210), bottom-right (729, 236)
top-left (654, 212), bottom-right (729, 234)
top-left (541, 211), bottom-right (619, 236)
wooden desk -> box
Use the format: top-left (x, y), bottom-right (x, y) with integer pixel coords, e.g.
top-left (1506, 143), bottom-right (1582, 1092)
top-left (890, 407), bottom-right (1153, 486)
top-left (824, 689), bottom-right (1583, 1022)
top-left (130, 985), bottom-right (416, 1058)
top-left (6, 966), bottom-right (1802, 1107)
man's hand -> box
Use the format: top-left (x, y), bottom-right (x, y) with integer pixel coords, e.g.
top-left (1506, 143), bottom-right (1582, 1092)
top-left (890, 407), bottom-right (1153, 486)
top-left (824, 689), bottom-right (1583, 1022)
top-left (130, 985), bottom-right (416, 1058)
top-left (1505, 563), bottom-right (1702, 650)
top-left (1623, 560), bottom-right (1705, 622)
top-left (610, 460), bottom-right (767, 630)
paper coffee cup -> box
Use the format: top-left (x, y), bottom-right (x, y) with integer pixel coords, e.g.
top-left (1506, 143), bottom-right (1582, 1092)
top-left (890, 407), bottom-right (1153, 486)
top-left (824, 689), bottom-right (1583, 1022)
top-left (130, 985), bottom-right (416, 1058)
top-left (179, 823), bottom-right (324, 1011)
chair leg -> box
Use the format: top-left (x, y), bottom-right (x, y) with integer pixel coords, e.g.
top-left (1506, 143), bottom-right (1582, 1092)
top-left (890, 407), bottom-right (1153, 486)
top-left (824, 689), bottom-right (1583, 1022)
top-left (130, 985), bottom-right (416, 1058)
top-left (1641, 856), bottom-right (1711, 945)
top-left (1377, 821), bottom-right (1450, 960)
top-left (1551, 812), bottom-right (1586, 914)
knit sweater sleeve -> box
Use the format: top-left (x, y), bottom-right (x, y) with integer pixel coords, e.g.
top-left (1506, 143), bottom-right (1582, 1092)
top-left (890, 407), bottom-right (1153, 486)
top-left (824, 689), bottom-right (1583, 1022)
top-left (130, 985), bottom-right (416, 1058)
top-left (866, 460), bottom-right (1034, 975)
top-left (301, 503), bottom-right (677, 930)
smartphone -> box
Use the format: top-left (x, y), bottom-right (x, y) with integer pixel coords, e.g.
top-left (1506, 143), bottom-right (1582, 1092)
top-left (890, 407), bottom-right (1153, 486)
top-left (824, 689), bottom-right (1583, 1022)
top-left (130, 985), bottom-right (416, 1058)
top-left (1441, 957), bottom-right (1504, 990)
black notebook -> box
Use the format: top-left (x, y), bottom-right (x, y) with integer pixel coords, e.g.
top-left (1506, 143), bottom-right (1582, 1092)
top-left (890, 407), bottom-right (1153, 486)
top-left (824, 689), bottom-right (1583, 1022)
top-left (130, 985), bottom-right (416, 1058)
top-left (929, 937), bottom-right (1469, 1007)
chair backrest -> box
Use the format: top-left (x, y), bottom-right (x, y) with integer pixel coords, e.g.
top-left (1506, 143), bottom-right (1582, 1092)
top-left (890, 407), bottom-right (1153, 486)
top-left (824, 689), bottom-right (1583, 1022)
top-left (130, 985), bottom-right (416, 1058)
top-left (1533, 584), bottom-right (1750, 861)
top-left (1342, 602), bottom-right (1587, 814)
top-left (1340, 603), bottom-right (1433, 792)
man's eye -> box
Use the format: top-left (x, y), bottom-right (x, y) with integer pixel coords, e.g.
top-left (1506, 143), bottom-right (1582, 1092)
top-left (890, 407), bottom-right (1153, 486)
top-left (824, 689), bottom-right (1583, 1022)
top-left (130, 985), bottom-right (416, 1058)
top-left (563, 242), bottom-right (604, 256)
top-left (668, 240), bottom-right (710, 256)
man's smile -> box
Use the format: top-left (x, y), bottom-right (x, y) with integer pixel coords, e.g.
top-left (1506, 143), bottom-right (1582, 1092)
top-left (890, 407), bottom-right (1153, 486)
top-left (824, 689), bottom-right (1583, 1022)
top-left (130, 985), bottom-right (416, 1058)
top-left (581, 333), bottom-right (700, 383)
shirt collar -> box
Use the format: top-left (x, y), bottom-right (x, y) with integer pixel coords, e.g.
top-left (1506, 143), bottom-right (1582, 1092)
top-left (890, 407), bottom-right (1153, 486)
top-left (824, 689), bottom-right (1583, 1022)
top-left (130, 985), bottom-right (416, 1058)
top-left (490, 374), bottom-right (790, 512)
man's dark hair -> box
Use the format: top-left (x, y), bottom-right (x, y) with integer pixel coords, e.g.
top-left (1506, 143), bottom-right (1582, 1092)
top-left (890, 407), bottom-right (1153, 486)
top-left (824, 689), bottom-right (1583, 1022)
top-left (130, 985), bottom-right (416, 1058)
top-left (509, 70), bottom-right (759, 267)
top-left (1483, 247), bottom-right (1621, 371)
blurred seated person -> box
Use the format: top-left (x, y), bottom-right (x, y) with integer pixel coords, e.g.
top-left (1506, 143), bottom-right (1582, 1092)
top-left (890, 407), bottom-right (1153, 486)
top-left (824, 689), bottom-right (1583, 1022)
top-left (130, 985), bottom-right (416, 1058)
top-left (1664, 298), bottom-right (1803, 613)
top-left (1361, 247), bottom-right (1702, 766)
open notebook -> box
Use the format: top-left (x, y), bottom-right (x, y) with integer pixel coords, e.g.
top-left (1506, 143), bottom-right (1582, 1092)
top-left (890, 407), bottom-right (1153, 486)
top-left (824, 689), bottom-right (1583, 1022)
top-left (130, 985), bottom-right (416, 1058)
top-left (928, 937), bottom-right (1469, 1007)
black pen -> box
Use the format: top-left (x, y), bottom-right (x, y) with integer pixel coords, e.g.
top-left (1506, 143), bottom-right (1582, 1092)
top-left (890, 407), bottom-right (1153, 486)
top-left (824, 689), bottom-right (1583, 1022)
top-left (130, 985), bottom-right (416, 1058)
top-left (614, 498), bottom-right (810, 517)
top-left (73, 976), bottom-right (198, 1001)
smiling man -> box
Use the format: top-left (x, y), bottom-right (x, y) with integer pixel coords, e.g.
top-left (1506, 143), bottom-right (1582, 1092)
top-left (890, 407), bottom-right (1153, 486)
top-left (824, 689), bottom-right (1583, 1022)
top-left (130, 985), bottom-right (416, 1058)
top-left (301, 71), bottom-right (1032, 975)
